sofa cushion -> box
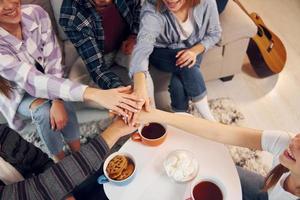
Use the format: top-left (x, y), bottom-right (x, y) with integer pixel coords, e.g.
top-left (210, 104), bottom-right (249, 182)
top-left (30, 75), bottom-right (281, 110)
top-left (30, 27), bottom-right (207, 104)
top-left (219, 0), bottom-right (257, 45)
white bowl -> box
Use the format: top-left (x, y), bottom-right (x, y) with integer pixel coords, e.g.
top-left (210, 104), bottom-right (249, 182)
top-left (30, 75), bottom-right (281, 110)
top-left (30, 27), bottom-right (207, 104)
top-left (163, 149), bottom-right (199, 183)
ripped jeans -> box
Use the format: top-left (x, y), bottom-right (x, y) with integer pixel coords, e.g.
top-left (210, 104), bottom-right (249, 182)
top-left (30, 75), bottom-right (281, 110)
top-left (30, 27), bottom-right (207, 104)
top-left (17, 94), bottom-right (80, 155)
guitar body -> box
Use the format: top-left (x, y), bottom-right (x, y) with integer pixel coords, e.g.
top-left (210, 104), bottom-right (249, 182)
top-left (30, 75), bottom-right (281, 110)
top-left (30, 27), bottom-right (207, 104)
top-left (246, 13), bottom-right (287, 77)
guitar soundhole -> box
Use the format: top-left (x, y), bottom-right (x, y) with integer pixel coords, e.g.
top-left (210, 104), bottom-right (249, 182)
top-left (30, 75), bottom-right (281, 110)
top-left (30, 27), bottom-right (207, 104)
top-left (258, 25), bottom-right (272, 40)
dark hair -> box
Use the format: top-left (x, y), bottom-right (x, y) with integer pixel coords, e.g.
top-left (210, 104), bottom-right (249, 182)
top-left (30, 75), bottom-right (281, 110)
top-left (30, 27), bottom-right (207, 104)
top-left (262, 164), bottom-right (289, 191)
top-left (156, 0), bottom-right (201, 11)
top-left (0, 76), bottom-right (12, 98)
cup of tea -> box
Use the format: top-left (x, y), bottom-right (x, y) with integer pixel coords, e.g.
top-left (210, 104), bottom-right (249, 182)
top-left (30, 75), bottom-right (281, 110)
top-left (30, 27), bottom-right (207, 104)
top-left (187, 178), bottom-right (225, 200)
top-left (131, 122), bottom-right (167, 146)
top-left (97, 152), bottom-right (136, 186)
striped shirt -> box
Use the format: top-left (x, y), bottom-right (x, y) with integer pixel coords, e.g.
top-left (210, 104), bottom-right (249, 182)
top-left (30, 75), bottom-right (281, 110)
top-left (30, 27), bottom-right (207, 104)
top-left (129, 0), bottom-right (222, 75)
top-left (59, 0), bottom-right (141, 89)
top-left (0, 5), bottom-right (88, 131)
top-left (0, 124), bottom-right (110, 200)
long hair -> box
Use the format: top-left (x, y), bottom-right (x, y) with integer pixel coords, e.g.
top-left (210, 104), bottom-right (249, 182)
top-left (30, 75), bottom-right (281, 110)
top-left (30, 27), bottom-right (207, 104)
top-left (156, 0), bottom-right (201, 11)
top-left (262, 164), bottom-right (289, 191)
top-left (0, 76), bottom-right (12, 98)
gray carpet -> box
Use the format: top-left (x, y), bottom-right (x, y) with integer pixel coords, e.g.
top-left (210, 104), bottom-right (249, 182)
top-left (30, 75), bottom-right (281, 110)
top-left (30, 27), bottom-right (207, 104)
top-left (23, 97), bottom-right (270, 176)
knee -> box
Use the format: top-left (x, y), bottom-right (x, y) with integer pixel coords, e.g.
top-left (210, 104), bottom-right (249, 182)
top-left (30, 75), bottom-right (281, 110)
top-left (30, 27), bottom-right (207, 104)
top-left (30, 98), bottom-right (48, 110)
top-left (30, 100), bottom-right (51, 122)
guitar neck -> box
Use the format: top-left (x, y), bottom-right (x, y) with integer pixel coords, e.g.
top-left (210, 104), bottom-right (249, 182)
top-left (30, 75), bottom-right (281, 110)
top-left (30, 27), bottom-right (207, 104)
top-left (233, 0), bottom-right (251, 17)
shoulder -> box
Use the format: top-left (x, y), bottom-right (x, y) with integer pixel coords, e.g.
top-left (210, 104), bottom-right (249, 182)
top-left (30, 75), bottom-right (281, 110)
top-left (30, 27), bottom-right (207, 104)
top-left (21, 4), bottom-right (49, 20)
top-left (141, 0), bottom-right (163, 20)
top-left (195, 0), bottom-right (217, 10)
top-left (60, 0), bottom-right (80, 14)
top-left (142, 0), bottom-right (158, 13)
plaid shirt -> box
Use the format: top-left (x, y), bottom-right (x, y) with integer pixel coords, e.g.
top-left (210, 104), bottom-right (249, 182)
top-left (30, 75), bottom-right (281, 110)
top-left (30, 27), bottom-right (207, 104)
top-left (0, 5), bottom-right (88, 131)
top-left (59, 0), bottom-right (141, 89)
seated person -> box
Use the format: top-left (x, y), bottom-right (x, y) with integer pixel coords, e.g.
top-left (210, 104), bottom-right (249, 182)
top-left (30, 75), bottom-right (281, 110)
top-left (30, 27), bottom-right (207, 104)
top-left (59, 0), bottom-right (141, 89)
top-left (130, 0), bottom-right (222, 122)
top-left (0, 1), bottom-right (141, 160)
top-left (137, 108), bottom-right (300, 200)
top-left (0, 119), bottom-right (135, 200)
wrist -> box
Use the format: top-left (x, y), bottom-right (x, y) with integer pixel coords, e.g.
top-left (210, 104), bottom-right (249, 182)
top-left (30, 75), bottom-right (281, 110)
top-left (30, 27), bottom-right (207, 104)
top-left (52, 99), bottom-right (63, 104)
top-left (191, 44), bottom-right (205, 55)
top-left (101, 127), bottom-right (121, 148)
top-left (83, 87), bottom-right (99, 102)
top-left (133, 72), bottom-right (147, 93)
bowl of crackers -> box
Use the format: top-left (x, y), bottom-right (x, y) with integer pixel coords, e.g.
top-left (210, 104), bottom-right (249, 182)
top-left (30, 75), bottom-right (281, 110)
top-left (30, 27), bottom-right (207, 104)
top-left (98, 152), bottom-right (136, 186)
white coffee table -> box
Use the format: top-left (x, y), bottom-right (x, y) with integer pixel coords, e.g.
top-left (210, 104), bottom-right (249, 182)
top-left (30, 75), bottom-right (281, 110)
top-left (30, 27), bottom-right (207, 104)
top-left (104, 126), bottom-right (242, 200)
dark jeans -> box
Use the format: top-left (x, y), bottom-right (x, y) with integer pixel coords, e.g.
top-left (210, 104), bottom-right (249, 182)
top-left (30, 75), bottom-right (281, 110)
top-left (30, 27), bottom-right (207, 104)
top-left (237, 166), bottom-right (269, 200)
top-left (149, 48), bottom-right (207, 112)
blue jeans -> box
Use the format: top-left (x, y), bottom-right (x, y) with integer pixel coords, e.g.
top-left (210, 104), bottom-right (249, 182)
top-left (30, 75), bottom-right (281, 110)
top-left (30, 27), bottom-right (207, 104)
top-left (237, 166), bottom-right (269, 200)
top-left (149, 48), bottom-right (207, 112)
top-left (17, 94), bottom-right (80, 155)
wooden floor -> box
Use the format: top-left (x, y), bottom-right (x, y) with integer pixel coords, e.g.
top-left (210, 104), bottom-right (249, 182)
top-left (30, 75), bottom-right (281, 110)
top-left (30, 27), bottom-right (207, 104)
top-left (206, 0), bottom-right (300, 133)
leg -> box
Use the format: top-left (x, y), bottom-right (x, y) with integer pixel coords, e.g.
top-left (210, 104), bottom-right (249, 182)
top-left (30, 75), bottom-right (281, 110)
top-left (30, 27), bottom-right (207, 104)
top-left (236, 166), bottom-right (269, 200)
top-left (17, 95), bottom-right (65, 160)
top-left (169, 74), bottom-right (189, 112)
top-left (59, 102), bottom-right (81, 152)
top-left (175, 57), bottom-right (215, 121)
top-left (149, 48), bottom-right (189, 111)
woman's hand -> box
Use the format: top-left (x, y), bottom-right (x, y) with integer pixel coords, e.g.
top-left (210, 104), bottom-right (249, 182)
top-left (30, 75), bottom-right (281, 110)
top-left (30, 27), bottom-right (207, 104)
top-left (176, 44), bottom-right (205, 68)
top-left (101, 117), bottom-right (138, 148)
top-left (127, 72), bottom-right (150, 126)
top-left (50, 100), bottom-right (68, 131)
top-left (176, 49), bottom-right (198, 68)
top-left (83, 86), bottom-right (143, 118)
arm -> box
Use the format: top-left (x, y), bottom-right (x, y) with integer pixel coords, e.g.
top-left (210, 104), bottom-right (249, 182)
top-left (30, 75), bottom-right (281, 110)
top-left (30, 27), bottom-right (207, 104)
top-left (200, 0), bottom-right (222, 52)
top-left (129, 3), bottom-right (163, 116)
top-left (129, 2), bottom-right (163, 77)
top-left (0, 119), bottom-right (135, 200)
top-left (0, 53), bottom-right (87, 102)
top-left (0, 125), bottom-right (54, 177)
top-left (59, 6), bottom-right (123, 89)
top-left (140, 109), bottom-right (263, 150)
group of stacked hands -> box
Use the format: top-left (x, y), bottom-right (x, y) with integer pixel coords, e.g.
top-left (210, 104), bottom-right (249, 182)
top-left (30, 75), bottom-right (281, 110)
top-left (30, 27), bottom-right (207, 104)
top-left (1, 0), bottom-right (299, 200)
top-left (0, 0), bottom-right (228, 199)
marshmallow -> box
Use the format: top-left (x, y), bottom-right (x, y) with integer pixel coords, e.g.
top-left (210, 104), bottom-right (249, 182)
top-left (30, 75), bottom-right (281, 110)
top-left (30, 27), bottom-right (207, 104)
top-left (164, 151), bottom-right (198, 182)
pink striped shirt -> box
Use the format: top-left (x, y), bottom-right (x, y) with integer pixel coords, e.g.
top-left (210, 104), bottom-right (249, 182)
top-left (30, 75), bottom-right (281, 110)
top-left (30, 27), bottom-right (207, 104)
top-left (0, 5), bottom-right (88, 130)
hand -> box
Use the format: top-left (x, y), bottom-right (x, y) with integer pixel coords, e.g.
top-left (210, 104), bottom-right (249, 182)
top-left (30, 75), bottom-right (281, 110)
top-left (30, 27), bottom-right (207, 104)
top-left (101, 117), bottom-right (138, 148)
top-left (121, 35), bottom-right (137, 55)
top-left (84, 86), bottom-right (143, 118)
top-left (134, 108), bottom-right (158, 127)
top-left (50, 100), bottom-right (68, 131)
top-left (127, 86), bottom-right (149, 126)
top-left (176, 48), bottom-right (198, 68)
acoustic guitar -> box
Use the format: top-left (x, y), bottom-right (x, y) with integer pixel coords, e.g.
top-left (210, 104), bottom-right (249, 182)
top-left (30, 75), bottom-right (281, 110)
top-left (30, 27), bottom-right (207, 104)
top-left (234, 0), bottom-right (287, 77)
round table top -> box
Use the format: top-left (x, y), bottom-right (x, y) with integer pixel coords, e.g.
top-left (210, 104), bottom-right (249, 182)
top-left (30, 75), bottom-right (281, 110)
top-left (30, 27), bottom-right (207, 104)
top-left (104, 126), bottom-right (242, 200)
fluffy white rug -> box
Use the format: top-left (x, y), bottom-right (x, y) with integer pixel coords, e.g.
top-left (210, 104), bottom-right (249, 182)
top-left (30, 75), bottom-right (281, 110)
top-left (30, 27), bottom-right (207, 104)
top-left (23, 98), bottom-right (270, 176)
